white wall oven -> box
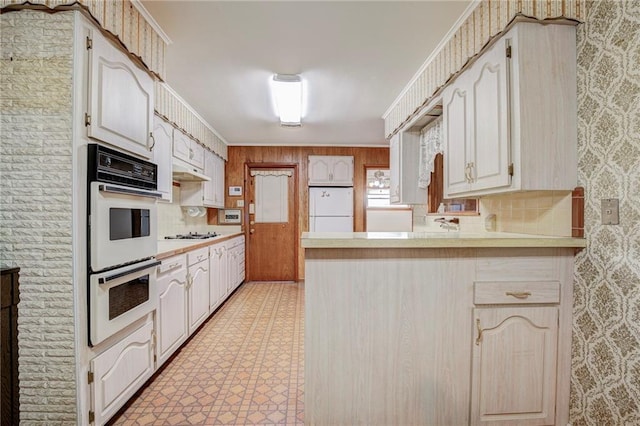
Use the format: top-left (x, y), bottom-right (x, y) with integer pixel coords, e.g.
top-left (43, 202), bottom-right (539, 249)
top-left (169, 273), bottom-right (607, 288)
top-left (88, 144), bottom-right (161, 346)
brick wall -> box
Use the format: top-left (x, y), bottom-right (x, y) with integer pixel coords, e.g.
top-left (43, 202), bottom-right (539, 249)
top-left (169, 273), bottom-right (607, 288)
top-left (0, 10), bottom-right (78, 424)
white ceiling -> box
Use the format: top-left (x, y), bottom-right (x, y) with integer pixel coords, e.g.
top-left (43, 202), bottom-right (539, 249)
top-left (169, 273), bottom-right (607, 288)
top-left (141, 0), bottom-right (472, 146)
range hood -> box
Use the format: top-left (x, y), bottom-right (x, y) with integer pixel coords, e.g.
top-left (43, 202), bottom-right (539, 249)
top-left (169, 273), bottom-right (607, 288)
top-left (172, 163), bottom-right (210, 182)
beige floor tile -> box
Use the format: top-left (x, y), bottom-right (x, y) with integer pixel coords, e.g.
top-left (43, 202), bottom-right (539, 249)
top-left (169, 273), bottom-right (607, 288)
top-left (109, 282), bottom-right (304, 426)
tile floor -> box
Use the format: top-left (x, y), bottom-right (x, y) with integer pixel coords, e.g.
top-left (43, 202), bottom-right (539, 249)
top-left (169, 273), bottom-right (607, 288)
top-left (110, 281), bottom-right (304, 425)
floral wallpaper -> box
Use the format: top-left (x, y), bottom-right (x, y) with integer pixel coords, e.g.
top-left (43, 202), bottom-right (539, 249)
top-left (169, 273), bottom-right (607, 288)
top-left (571, 1), bottom-right (640, 424)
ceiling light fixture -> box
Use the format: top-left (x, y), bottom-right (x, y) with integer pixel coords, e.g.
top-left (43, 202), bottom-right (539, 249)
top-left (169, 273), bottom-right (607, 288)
top-left (271, 74), bottom-right (302, 127)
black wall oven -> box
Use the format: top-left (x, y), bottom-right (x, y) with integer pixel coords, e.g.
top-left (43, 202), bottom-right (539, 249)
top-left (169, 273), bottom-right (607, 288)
top-left (87, 144), bottom-right (161, 346)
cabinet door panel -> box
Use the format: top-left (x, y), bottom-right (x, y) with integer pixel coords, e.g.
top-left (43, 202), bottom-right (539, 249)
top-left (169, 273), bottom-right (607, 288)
top-left (443, 80), bottom-right (471, 196)
top-left (472, 307), bottom-right (557, 426)
top-left (90, 320), bottom-right (154, 426)
top-left (157, 273), bottom-right (187, 366)
top-left (389, 135), bottom-right (401, 203)
top-left (172, 128), bottom-right (192, 164)
top-left (152, 117), bottom-right (174, 202)
top-left (330, 157), bottom-right (354, 185)
top-left (188, 263), bottom-right (209, 334)
top-left (308, 156), bottom-right (331, 185)
top-left (203, 150), bottom-right (216, 206)
top-left (88, 30), bottom-right (153, 159)
top-left (470, 40), bottom-right (511, 191)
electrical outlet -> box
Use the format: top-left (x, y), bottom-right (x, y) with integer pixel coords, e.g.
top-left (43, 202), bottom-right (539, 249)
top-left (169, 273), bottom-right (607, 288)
top-left (237, 199), bottom-right (244, 207)
top-left (601, 198), bottom-right (619, 225)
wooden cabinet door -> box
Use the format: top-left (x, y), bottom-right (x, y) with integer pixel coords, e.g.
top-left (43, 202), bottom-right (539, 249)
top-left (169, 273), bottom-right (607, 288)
top-left (330, 156), bottom-right (354, 185)
top-left (90, 320), bottom-right (154, 426)
top-left (469, 39), bottom-right (511, 192)
top-left (389, 134), bottom-right (401, 203)
top-left (152, 117), bottom-right (174, 202)
top-left (203, 150), bottom-right (216, 206)
top-left (472, 307), bottom-right (558, 426)
top-left (188, 261), bottom-right (209, 334)
top-left (172, 128), bottom-right (192, 164)
top-left (308, 156), bottom-right (331, 185)
top-left (87, 29), bottom-right (154, 159)
top-left (157, 257), bottom-right (188, 367)
top-left (209, 245), bottom-right (227, 310)
top-left (190, 142), bottom-right (205, 171)
top-left (211, 154), bottom-right (225, 208)
top-left (443, 74), bottom-right (472, 197)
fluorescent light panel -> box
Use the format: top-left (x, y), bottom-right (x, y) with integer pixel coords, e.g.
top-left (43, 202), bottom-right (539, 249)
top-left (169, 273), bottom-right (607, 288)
top-left (272, 74), bottom-right (302, 127)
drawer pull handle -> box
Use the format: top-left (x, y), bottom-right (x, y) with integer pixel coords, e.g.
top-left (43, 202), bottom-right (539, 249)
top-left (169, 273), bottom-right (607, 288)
top-left (475, 318), bottom-right (483, 346)
top-left (505, 291), bottom-right (532, 299)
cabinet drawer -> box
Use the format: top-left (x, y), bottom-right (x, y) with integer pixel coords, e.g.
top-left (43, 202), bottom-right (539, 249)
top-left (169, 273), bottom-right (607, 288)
top-left (474, 281), bottom-right (560, 305)
top-left (157, 254), bottom-right (186, 276)
top-left (187, 247), bottom-right (209, 266)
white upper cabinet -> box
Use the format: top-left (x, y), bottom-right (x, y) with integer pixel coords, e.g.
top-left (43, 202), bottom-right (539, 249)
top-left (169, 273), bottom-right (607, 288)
top-left (86, 28), bottom-right (154, 159)
top-left (389, 132), bottom-right (426, 205)
top-left (443, 22), bottom-right (577, 198)
top-left (308, 155), bottom-right (354, 186)
top-left (152, 116), bottom-right (174, 202)
top-left (203, 150), bottom-right (224, 208)
top-left (173, 128), bottom-right (205, 171)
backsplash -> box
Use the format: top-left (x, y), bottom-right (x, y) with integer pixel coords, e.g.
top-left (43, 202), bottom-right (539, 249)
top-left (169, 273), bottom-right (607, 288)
top-left (480, 191), bottom-right (573, 236)
top-left (158, 186), bottom-right (240, 237)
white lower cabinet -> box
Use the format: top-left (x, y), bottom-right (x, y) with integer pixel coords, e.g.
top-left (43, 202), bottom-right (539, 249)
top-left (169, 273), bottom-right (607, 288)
top-left (227, 236), bottom-right (245, 292)
top-left (209, 242), bottom-right (228, 311)
top-left (89, 319), bottom-right (155, 426)
top-left (156, 254), bottom-right (188, 367)
top-left (471, 306), bottom-right (558, 426)
top-left (187, 247), bottom-right (210, 334)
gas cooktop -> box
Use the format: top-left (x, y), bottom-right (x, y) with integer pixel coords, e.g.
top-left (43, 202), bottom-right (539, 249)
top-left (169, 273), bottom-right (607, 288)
top-left (164, 232), bottom-right (219, 240)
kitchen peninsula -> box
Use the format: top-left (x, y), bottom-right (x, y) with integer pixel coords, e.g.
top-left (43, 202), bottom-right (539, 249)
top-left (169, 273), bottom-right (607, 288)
top-left (302, 231), bottom-right (586, 426)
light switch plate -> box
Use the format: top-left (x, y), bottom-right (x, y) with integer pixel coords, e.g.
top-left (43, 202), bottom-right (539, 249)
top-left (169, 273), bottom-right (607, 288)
top-left (601, 198), bottom-right (619, 225)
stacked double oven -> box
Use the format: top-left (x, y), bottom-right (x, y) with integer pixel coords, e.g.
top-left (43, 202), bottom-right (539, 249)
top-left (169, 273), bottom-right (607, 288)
top-left (87, 144), bottom-right (161, 346)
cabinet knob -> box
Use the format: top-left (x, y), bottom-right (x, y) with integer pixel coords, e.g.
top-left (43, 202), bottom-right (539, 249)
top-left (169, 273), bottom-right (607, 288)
top-left (249, 229), bottom-right (255, 234)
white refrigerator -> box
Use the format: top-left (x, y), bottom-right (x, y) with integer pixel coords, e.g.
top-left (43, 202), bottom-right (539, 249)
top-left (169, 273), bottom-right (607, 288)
top-left (309, 187), bottom-right (354, 232)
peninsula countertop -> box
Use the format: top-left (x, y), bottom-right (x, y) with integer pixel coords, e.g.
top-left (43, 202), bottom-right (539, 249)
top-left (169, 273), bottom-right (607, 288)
top-left (301, 231), bottom-right (587, 249)
top-left (156, 232), bottom-right (243, 260)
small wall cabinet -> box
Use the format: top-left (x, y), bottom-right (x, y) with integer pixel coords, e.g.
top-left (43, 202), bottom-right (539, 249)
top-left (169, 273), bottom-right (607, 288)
top-left (152, 116), bottom-right (174, 202)
top-left (308, 155), bottom-right (354, 186)
top-left (389, 132), bottom-right (426, 205)
top-left (86, 28), bottom-right (154, 159)
top-left (173, 128), bottom-right (205, 171)
top-left (443, 22), bottom-right (577, 198)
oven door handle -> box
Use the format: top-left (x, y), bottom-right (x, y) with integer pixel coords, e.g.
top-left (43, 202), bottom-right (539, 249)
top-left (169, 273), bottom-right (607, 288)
top-left (99, 184), bottom-right (162, 199)
top-left (98, 260), bottom-right (161, 284)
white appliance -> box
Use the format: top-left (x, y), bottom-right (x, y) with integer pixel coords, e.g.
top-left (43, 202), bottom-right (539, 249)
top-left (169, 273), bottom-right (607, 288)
top-left (309, 187), bottom-right (353, 232)
top-left (87, 144), bottom-right (161, 346)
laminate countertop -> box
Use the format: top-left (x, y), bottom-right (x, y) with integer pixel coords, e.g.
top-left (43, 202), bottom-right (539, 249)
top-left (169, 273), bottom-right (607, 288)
top-left (301, 231), bottom-right (587, 249)
top-left (156, 232), bottom-right (243, 260)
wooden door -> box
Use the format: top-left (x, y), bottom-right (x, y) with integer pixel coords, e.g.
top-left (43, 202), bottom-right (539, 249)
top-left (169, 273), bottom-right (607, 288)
top-left (471, 306), bottom-right (558, 426)
top-left (247, 165), bottom-right (297, 281)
